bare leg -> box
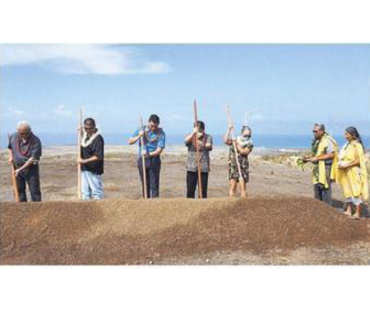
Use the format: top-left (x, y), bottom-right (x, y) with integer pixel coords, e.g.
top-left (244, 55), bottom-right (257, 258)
top-left (240, 181), bottom-right (247, 198)
top-left (343, 202), bottom-right (352, 216)
top-left (229, 179), bottom-right (237, 197)
top-left (352, 204), bottom-right (361, 219)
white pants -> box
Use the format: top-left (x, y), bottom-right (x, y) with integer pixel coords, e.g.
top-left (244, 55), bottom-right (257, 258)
top-left (346, 197), bottom-right (362, 206)
top-left (81, 170), bottom-right (104, 201)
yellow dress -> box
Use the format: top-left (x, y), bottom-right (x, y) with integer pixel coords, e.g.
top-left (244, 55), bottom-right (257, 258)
top-left (337, 141), bottom-right (369, 200)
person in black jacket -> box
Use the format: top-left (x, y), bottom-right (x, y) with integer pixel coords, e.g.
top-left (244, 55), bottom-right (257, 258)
top-left (8, 121), bottom-right (42, 202)
top-left (78, 118), bottom-right (105, 200)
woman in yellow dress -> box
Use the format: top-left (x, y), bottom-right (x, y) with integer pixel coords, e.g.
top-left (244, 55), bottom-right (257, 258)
top-left (337, 127), bottom-right (369, 219)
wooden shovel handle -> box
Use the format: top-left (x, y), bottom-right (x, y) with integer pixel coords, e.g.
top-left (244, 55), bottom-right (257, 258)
top-left (227, 106), bottom-right (247, 198)
top-left (77, 109), bottom-right (83, 200)
top-left (140, 117), bottom-right (148, 199)
top-left (8, 134), bottom-right (20, 202)
top-left (193, 100), bottom-right (203, 199)
top-left (10, 162), bottom-right (20, 202)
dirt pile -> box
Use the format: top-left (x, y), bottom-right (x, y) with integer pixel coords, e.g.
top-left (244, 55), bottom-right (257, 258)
top-left (1, 196), bottom-right (369, 265)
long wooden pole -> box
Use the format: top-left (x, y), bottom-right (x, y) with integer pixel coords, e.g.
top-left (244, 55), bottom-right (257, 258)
top-left (8, 134), bottom-right (20, 202)
top-left (140, 117), bottom-right (148, 199)
top-left (193, 100), bottom-right (203, 199)
top-left (226, 105), bottom-right (246, 198)
top-left (77, 108), bottom-right (83, 200)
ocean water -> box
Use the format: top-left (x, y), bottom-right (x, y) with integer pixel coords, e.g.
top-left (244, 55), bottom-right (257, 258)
top-left (1, 133), bottom-right (369, 150)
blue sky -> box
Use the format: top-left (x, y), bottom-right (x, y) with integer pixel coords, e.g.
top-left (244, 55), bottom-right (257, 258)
top-left (1, 44), bottom-right (370, 136)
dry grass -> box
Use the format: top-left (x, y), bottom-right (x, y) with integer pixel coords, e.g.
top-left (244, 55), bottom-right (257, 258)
top-left (365, 154), bottom-right (370, 181)
top-left (259, 152), bottom-right (307, 168)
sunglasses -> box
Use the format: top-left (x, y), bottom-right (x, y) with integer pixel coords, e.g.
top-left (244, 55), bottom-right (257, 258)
top-left (84, 127), bottom-right (94, 130)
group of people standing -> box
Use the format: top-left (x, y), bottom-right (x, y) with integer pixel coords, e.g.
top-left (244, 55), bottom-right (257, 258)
top-left (304, 123), bottom-right (369, 219)
top-left (128, 115), bottom-right (254, 199)
top-left (6, 116), bottom-right (369, 219)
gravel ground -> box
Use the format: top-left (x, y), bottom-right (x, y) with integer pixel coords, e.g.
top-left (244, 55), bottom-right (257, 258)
top-left (1, 197), bottom-right (369, 265)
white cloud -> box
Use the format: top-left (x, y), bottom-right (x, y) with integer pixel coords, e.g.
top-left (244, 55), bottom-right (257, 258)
top-left (53, 104), bottom-right (72, 116)
top-left (249, 113), bottom-right (264, 121)
top-left (167, 114), bottom-right (183, 122)
top-left (0, 45), bottom-right (171, 75)
top-left (7, 107), bottom-right (25, 117)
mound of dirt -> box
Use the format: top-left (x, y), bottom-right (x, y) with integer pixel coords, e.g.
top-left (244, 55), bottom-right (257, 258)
top-left (1, 196), bottom-right (369, 265)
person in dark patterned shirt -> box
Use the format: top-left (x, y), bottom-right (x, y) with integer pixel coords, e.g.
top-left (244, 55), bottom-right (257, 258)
top-left (224, 125), bottom-right (253, 197)
top-left (184, 121), bottom-right (213, 198)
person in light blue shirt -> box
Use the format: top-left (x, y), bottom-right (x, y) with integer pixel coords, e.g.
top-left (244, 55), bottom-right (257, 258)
top-left (129, 114), bottom-right (166, 198)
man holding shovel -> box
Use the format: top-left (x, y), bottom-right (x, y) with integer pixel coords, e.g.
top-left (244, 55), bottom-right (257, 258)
top-left (78, 117), bottom-right (105, 201)
top-left (8, 121), bottom-right (42, 202)
top-left (184, 120), bottom-right (213, 198)
top-left (129, 114), bottom-right (166, 198)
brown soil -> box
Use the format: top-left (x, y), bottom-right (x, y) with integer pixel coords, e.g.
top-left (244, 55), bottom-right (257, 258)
top-left (1, 196), bottom-right (369, 265)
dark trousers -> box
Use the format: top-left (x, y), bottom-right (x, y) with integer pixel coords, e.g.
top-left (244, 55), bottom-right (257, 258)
top-left (314, 183), bottom-right (332, 205)
top-left (16, 164), bottom-right (42, 202)
top-left (314, 165), bottom-right (332, 205)
top-left (138, 157), bottom-right (161, 198)
top-left (186, 171), bottom-right (208, 199)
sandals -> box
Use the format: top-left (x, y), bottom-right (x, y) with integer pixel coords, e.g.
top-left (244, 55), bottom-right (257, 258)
top-left (350, 214), bottom-right (361, 220)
